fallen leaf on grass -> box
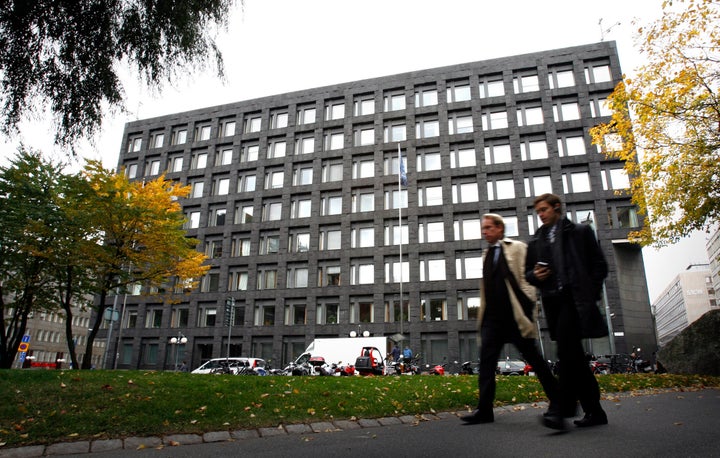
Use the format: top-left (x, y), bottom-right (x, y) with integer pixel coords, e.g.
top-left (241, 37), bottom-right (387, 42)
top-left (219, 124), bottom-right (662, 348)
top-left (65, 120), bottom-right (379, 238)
top-left (168, 440), bottom-right (180, 446)
top-left (60, 382), bottom-right (66, 388)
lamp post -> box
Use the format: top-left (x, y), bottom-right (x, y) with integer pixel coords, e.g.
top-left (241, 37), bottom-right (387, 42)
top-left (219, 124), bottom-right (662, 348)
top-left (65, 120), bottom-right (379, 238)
top-left (169, 332), bottom-right (187, 371)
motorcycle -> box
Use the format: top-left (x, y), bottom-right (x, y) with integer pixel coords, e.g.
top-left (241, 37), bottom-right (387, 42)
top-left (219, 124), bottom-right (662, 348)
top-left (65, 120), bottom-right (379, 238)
top-left (461, 361), bottom-right (479, 375)
top-left (389, 355), bottom-right (420, 375)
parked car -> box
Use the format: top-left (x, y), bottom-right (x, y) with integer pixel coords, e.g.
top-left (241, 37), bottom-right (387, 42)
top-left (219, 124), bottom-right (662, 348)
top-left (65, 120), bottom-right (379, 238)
top-left (496, 359), bottom-right (527, 375)
top-left (191, 357), bottom-right (267, 375)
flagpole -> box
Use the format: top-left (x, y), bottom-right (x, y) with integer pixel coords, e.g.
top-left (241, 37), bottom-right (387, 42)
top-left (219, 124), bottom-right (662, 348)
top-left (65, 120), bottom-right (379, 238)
top-left (397, 144), bottom-right (403, 341)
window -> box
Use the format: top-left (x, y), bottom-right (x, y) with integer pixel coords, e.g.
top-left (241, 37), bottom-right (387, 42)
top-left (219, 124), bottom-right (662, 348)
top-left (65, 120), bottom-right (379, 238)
top-left (235, 204), bottom-right (254, 224)
top-left (597, 133), bottom-right (623, 153)
top-left (484, 142), bottom-right (512, 165)
top-left (270, 110), bottom-right (288, 129)
top-left (524, 172), bottom-right (553, 197)
top-left (319, 227), bottom-right (341, 250)
top-left (262, 201), bottom-right (282, 221)
top-left (418, 184), bottom-right (443, 206)
top-left (237, 173), bottom-right (256, 193)
top-left (290, 197), bottom-right (312, 219)
top-left (419, 257), bottom-right (446, 281)
top-left (351, 225), bottom-right (374, 248)
top-left (256, 267), bottom-right (278, 290)
top-left (262, 202), bottom-right (282, 221)
top-left (150, 131), bottom-right (164, 149)
top-left (453, 216), bottom-right (481, 240)
top-left (268, 139), bottom-right (287, 158)
top-left (567, 206), bottom-right (596, 226)
top-left (318, 263), bottom-right (341, 286)
top-left (517, 105), bottom-right (544, 126)
top-left (284, 302), bottom-right (307, 325)
top-left (191, 151), bottom-right (208, 169)
top-left (481, 108), bottom-right (508, 130)
top-left (384, 220), bottom-right (408, 245)
top-left (352, 189), bottom-right (374, 213)
top-left (171, 307), bottom-right (189, 328)
top-left (325, 101), bottom-right (345, 120)
top-left (584, 62), bottom-right (612, 84)
top-left (548, 66), bottom-right (575, 89)
top-left (416, 118), bottom-right (440, 138)
top-left (455, 252), bottom-right (483, 279)
top-left (589, 95), bottom-right (612, 118)
top-left (447, 81), bottom-right (471, 102)
top-left (265, 169), bottom-right (284, 189)
top-left (324, 131), bottom-right (344, 150)
top-left (219, 119), bottom-right (236, 137)
top-left (487, 176), bottom-right (516, 200)
top-left (322, 160), bottom-right (343, 182)
top-left (557, 134), bottom-right (586, 157)
top-left (452, 181), bottom-right (479, 204)
top-left (352, 157), bottom-right (374, 179)
top-left (384, 91), bottom-right (406, 111)
top-left (316, 301), bottom-right (339, 324)
top-left (195, 123), bottom-right (212, 141)
top-left (286, 266), bottom-right (309, 289)
top-left (417, 150), bottom-right (442, 172)
top-left (145, 159), bottom-right (160, 176)
top-left (479, 76), bottom-right (505, 98)
top-left (259, 232), bottom-right (280, 254)
top-left (421, 296), bottom-right (447, 321)
top-left (321, 194), bottom-right (343, 215)
top-left (562, 170), bottom-right (592, 193)
top-left (608, 204), bottom-right (639, 228)
top-left (354, 95), bottom-right (375, 116)
top-left (383, 122), bottom-right (407, 142)
top-left (127, 136), bottom-right (142, 153)
top-left (209, 207), bottom-right (227, 226)
top-left (241, 144), bottom-right (258, 163)
top-left (415, 87), bottom-right (438, 107)
top-left (513, 73), bottom-right (540, 93)
top-left (458, 293), bottom-right (481, 321)
top-left (500, 215), bottom-right (519, 237)
top-left (168, 154), bottom-right (183, 173)
top-left (206, 238), bottom-right (223, 258)
top-left (297, 104), bottom-right (317, 124)
top-left (553, 101), bottom-right (581, 122)
top-left (295, 136), bottom-right (315, 155)
top-left (213, 177), bottom-right (230, 196)
top-left (520, 138), bottom-right (548, 161)
top-left (215, 147), bottom-right (233, 166)
top-left (186, 210), bottom-right (200, 229)
top-left (448, 113), bottom-right (473, 135)
top-left (384, 188), bottom-right (408, 210)
top-left (190, 180), bottom-right (204, 198)
top-left (145, 309), bottom-right (163, 328)
top-left (293, 165), bottom-right (313, 186)
top-left (126, 163), bottom-right (138, 179)
top-left (350, 260), bottom-right (374, 285)
top-left (172, 127), bottom-right (187, 145)
top-left (354, 126), bottom-right (374, 146)
top-left (350, 297), bottom-right (374, 323)
top-left (601, 167), bottom-right (630, 190)
top-left (229, 270), bottom-right (249, 291)
top-left (419, 220), bottom-right (445, 243)
top-left (384, 259), bottom-right (410, 283)
top-left (200, 272), bottom-right (220, 292)
top-left (244, 115), bottom-right (261, 133)
top-left (254, 303), bottom-right (275, 325)
top-left (231, 236), bottom-right (251, 257)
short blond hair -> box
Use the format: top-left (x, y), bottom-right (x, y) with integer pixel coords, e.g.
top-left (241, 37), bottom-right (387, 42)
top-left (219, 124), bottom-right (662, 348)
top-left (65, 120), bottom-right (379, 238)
top-left (482, 213), bottom-right (505, 231)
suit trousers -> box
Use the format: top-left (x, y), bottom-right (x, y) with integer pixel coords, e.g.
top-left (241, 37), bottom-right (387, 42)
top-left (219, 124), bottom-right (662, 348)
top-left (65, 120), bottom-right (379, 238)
top-left (477, 320), bottom-right (559, 414)
top-left (542, 291), bottom-right (603, 415)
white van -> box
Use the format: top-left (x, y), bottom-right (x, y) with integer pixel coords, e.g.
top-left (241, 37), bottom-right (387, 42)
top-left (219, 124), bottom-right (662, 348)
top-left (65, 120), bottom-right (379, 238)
top-left (191, 357), bottom-right (267, 375)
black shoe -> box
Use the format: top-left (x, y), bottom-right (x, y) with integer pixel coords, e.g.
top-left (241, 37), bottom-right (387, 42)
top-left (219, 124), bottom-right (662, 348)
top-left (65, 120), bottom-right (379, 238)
top-left (545, 402), bottom-right (578, 419)
top-left (541, 413), bottom-right (566, 430)
top-left (574, 411), bottom-right (608, 427)
top-left (460, 409), bottom-right (494, 424)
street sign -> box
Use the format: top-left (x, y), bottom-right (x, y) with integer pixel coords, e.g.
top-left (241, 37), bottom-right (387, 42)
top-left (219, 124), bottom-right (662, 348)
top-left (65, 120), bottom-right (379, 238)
top-left (17, 334), bottom-right (31, 363)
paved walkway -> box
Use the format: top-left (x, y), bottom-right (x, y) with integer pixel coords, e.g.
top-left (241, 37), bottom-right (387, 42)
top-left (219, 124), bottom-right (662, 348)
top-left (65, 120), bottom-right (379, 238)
top-left (1, 388), bottom-right (718, 457)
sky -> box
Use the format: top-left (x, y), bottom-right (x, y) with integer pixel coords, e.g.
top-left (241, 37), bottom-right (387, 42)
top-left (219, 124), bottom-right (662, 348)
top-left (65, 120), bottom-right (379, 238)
top-left (0, 0), bottom-right (711, 301)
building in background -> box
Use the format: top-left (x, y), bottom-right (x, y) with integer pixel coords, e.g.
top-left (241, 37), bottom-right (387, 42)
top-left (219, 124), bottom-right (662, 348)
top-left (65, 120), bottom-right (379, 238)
top-left (706, 229), bottom-right (720, 305)
top-left (653, 264), bottom-right (716, 347)
top-left (101, 41), bottom-right (654, 371)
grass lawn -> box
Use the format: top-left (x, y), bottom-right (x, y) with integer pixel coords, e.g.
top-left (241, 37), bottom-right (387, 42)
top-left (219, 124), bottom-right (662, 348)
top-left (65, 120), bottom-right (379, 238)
top-left (1, 369), bottom-right (718, 448)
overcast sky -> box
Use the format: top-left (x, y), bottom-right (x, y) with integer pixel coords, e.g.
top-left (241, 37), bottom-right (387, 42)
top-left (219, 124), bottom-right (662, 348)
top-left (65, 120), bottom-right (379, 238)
top-left (0, 0), bottom-right (711, 300)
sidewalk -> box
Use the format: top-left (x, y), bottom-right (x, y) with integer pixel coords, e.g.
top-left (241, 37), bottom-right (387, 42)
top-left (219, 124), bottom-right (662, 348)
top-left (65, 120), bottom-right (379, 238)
top-left (1, 388), bottom-right (718, 457)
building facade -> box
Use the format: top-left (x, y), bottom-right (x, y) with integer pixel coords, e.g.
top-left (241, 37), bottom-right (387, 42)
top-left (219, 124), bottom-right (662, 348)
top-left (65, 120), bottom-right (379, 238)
top-left (653, 264), bottom-right (716, 347)
top-left (104, 41), bottom-right (654, 371)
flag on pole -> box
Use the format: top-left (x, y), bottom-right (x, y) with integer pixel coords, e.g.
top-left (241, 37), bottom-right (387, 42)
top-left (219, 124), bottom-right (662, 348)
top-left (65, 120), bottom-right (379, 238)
top-left (398, 144), bottom-right (407, 187)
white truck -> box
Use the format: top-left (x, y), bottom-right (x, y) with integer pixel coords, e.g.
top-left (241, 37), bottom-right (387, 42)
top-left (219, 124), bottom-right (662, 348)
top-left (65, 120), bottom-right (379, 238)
top-left (293, 336), bottom-right (389, 374)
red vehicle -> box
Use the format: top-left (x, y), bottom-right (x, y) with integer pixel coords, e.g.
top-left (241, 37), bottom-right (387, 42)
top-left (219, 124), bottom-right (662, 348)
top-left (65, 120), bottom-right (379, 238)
top-left (354, 346), bottom-right (385, 375)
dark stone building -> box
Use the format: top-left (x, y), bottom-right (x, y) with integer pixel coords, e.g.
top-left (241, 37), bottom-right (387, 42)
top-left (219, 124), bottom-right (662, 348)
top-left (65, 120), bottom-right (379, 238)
top-left (104, 41), bottom-right (655, 371)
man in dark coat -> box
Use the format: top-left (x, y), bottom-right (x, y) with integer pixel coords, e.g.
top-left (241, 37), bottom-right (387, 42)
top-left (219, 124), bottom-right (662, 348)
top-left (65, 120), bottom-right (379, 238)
top-left (526, 193), bottom-right (609, 428)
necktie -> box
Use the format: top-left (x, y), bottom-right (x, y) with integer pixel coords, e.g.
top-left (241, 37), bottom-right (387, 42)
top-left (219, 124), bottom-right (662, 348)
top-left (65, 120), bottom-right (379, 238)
top-left (489, 246), bottom-right (499, 266)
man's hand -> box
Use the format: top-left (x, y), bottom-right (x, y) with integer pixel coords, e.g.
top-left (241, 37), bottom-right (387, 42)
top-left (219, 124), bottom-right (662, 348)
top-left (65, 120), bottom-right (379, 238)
top-left (534, 263), bottom-right (551, 281)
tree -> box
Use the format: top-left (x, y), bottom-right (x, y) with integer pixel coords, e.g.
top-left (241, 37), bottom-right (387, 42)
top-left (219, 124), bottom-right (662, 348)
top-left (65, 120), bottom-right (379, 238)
top-left (590, 0), bottom-right (720, 247)
top-left (0, 0), bottom-right (236, 149)
top-left (78, 161), bottom-right (208, 369)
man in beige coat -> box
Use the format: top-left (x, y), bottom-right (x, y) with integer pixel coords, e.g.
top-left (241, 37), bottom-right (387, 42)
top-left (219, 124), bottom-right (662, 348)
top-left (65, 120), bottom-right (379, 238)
top-left (461, 214), bottom-right (563, 429)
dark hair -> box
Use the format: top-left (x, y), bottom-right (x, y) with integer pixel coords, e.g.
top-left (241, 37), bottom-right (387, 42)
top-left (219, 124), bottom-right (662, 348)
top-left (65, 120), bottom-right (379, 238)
top-left (533, 193), bottom-right (562, 212)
